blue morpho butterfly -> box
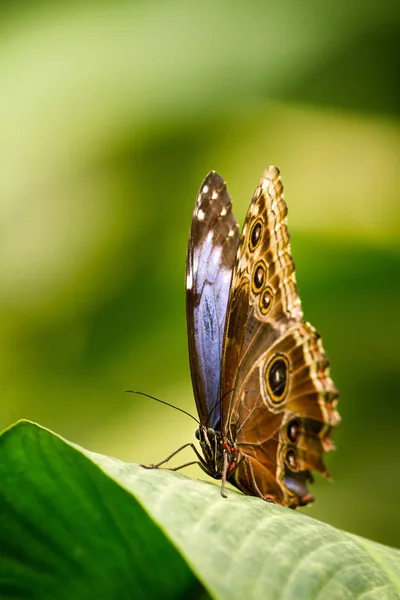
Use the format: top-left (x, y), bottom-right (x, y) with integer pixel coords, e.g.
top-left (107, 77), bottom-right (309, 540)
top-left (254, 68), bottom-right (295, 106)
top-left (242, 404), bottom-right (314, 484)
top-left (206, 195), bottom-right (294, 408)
top-left (145, 167), bottom-right (340, 507)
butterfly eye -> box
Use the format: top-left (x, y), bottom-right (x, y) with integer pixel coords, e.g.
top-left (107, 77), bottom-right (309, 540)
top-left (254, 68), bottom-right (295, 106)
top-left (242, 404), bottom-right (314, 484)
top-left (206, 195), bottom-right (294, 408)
top-left (207, 428), bottom-right (216, 441)
top-left (287, 419), bottom-right (301, 443)
top-left (266, 354), bottom-right (290, 403)
top-left (195, 429), bottom-right (201, 440)
top-left (249, 219), bottom-right (263, 252)
top-left (259, 286), bottom-right (273, 315)
top-left (252, 261), bottom-right (266, 293)
top-left (285, 449), bottom-right (298, 470)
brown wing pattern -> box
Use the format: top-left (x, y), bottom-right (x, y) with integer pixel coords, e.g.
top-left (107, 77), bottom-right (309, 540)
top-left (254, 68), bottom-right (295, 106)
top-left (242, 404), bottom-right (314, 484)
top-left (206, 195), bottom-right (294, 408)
top-left (220, 166), bottom-right (340, 507)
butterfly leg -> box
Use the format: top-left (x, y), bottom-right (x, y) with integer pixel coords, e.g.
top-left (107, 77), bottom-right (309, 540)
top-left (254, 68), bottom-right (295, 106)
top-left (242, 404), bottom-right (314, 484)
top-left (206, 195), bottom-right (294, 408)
top-left (141, 442), bottom-right (195, 469)
top-left (141, 442), bottom-right (213, 476)
top-left (220, 452), bottom-right (229, 499)
top-left (247, 459), bottom-right (274, 503)
top-left (170, 460), bottom-right (198, 471)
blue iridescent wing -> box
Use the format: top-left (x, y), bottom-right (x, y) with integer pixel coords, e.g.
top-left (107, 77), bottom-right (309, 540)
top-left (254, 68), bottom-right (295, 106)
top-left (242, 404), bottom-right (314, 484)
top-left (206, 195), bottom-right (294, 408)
top-left (186, 172), bottom-right (239, 429)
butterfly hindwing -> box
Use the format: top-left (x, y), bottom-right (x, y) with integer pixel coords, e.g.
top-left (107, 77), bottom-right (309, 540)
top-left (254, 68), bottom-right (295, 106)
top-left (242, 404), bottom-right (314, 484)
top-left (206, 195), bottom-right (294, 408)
top-left (186, 172), bottom-right (239, 429)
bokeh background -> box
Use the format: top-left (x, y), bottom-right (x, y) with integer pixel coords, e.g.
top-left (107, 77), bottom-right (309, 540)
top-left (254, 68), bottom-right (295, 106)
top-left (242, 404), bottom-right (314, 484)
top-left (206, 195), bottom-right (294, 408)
top-left (1, 1), bottom-right (399, 548)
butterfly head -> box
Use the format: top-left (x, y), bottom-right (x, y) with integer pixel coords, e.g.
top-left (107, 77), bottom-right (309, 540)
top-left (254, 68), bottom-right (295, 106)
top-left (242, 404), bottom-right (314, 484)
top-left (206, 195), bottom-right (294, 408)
top-left (195, 425), bottom-right (216, 447)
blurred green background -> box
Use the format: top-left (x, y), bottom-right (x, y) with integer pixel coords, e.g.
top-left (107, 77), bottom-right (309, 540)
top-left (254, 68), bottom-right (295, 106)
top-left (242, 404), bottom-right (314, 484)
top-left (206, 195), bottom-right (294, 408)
top-left (1, 1), bottom-right (399, 548)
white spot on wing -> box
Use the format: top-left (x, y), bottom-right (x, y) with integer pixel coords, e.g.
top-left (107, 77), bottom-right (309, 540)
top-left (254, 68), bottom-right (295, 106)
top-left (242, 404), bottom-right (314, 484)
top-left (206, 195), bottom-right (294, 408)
top-left (206, 230), bottom-right (213, 242)
top-left (238, 256), bottom-right (246, 271)
top-left (220, 207), bottom-right (227, 216)
top-left (211, 191), bottom-right (218, 200)
top-left (186, 271), bottom-right (193, 289)
top-left (268, 183), bottom-right (275, 198)
top-left (202, 185), bottom-right (209, 194)
top-left (197, 209), bottom-right (205, 221)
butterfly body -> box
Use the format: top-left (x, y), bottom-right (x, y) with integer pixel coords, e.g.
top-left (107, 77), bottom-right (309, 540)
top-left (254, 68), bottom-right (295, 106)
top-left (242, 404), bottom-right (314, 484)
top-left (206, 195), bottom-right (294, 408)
top-left (186, 167), bottom-right (340, 508)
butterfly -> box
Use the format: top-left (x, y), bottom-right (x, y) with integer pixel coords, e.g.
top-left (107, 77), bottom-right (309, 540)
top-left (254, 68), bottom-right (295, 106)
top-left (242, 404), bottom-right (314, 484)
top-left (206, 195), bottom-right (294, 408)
top-left (153, 167), bottom-right (340, 508)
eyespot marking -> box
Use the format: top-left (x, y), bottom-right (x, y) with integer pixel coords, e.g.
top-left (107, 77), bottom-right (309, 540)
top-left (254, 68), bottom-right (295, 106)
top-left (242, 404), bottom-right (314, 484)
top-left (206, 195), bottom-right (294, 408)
top-left (285, 449), bottom-right (297, 470)
top-left (265, 354), bottom-right (290, 403)
top-left (259, 286), bottom-right (273, 315)
top-left (249, 218), bottom-right (263, 252)
top-left (252, 260), bottom-right (266, 293)
top-left (287, 419), bottom-right (301, 444)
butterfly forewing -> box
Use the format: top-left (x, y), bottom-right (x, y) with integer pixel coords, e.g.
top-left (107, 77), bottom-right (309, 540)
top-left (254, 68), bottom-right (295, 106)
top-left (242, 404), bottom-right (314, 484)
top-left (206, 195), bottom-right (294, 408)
top-left (219, 166), bottom-right (340, 507)
top-left (186, 172), bottom-right (239, 428)
top-left (221, 167), bottom-right (302, 420)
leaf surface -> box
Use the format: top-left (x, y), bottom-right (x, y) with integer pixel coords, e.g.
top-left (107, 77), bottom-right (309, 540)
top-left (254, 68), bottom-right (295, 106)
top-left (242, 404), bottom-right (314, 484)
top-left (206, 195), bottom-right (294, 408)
top-left (1, 421), bottom-right (399, 600)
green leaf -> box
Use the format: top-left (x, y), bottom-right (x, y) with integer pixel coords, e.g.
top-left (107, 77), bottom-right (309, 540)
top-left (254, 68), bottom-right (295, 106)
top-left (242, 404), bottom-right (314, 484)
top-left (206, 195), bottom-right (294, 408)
top-left (1, 421), bottom-right (399, 600)
top-left (0, 421), bottom-right (207, 600)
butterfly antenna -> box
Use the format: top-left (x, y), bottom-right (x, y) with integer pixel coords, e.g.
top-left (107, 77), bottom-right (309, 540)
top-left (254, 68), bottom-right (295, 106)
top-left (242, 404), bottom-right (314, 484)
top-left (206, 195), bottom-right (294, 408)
top-left (206, 388), bottom-right (234, 425)
top-left (125, 390), bottom-right (200, 425)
